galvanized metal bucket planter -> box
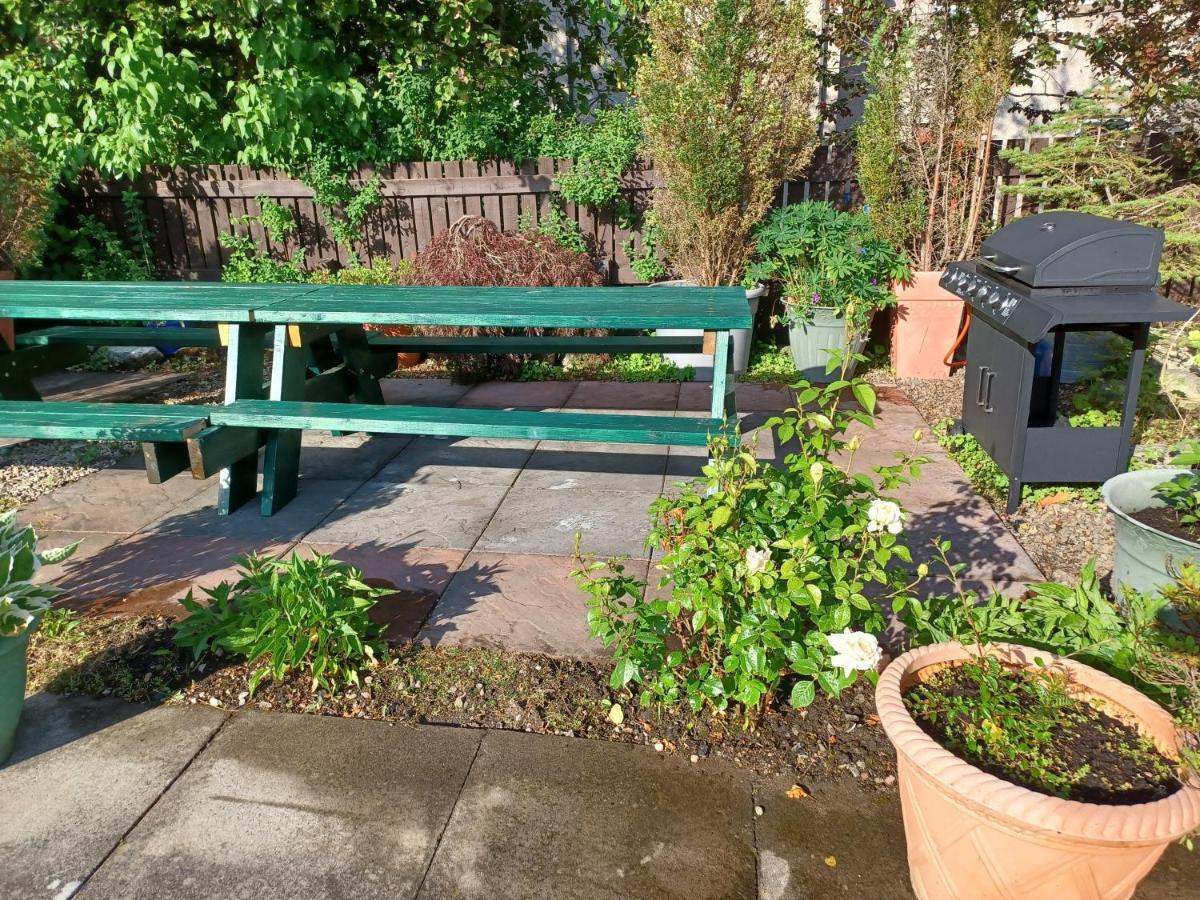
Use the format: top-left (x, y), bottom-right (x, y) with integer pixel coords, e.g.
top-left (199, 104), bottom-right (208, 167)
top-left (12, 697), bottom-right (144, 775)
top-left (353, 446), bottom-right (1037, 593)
top-left (0, 623), bottom-right (34, 765)
top-left (787, 307), bottom-right (865, 382)
top-left (1103, 468), bottom-right (1200, 599)
top-left (656, 281), bottom-right (762, 380)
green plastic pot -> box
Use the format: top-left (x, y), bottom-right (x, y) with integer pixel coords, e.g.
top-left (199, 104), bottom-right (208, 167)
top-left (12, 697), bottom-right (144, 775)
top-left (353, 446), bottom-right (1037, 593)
top-left (0, 622), bottom-right (34, 766)
top-left (787, 307), bottom-right (866, 382)
top-left (1102, 468), bottom-right (1200, 599)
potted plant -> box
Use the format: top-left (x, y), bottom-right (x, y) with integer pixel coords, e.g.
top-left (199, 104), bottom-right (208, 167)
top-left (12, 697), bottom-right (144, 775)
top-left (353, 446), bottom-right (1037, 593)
top-left (745, 202), bottom-right (909, 381)
top-left (877, 636), bottom-right (1200, 899)
top-left (637, 0), bottom-right (818, 380)
top-left (1103, 449), bottom-right (1200, 599)
top-left (856, 4), bottom-right (1027, 378)
top-left (0, 511), bottom-right (77, 764)
top-left (0, 139), bottom-right (53, 350)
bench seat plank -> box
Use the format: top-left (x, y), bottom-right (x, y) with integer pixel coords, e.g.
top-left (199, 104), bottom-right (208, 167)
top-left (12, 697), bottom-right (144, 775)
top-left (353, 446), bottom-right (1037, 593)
top-left (210, 400), bottom-right (723, 446)
top-left (366, 334), bottom-right (706, 354)
top-left (0, 401), bottom-right (212, 442)
top-left (16, 325), bottom-right (222, 348)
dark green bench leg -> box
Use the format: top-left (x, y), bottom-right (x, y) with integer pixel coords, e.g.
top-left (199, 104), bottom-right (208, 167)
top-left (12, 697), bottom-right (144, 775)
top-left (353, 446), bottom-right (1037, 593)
top-left (218, 323), bottom-right (269, 515)
top-left (710, 330), bottom-right (737, 422)
top-left (142, 442), bottom-right (191, 483)
top-left (333, 326), bottom-right (386, 406)
top-left (0, 345), bottom-right (87, 400)
top-left (261, 325), bottom-right (307, 516)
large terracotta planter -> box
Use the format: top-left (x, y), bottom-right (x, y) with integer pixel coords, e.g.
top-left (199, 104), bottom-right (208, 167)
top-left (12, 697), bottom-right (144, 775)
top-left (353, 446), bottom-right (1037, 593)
top-left (891, 272), bottom-right (964, 379)
top-left (876, 641), bottom-right (1200, 900)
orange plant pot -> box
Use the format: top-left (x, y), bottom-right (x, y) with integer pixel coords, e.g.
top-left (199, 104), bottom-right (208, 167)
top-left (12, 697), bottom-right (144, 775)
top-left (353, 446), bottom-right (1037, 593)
top-left (890, 272), bottom-right (964, 379)
top-left (877, 642), bottom-right (1200, 900)
top-left (0, 269), bottom-right (14, 351)
top-left (364, 323), bottom-right (422, 369)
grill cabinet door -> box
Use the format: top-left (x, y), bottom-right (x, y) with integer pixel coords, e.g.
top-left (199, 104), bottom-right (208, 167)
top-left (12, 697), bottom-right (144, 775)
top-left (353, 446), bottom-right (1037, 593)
top-left (961, 322), bottom-right (1031, 475)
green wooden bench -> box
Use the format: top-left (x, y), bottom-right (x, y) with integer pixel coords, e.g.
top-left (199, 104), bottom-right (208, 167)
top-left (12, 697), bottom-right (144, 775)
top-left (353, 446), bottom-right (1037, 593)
top-left (14, 325), bottom-right (222, 349)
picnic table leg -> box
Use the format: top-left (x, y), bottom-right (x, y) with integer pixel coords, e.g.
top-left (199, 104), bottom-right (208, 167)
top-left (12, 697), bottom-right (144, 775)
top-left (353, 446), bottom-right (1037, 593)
top-left (261, 325), bottom-right (307, 516)
top-left (332, 326), bottom-right (386, 406)
top-left (218, 323), bottom-right (269, 515)
top-left (709, 330), bottom-right (737, 423)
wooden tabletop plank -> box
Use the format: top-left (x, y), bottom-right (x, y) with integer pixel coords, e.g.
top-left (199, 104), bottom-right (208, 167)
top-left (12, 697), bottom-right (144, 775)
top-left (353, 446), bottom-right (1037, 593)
top-left (254, 285), bottom-right (753, 330)
top-left (0, 281), bottom-right (319, 322)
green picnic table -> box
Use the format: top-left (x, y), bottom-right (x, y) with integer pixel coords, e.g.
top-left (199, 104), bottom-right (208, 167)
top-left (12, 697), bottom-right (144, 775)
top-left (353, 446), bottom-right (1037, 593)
top-left (0, 281), bottom-right (750, 516)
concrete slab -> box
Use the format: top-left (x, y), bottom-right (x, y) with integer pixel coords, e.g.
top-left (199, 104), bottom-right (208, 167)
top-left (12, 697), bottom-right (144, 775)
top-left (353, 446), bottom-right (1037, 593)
top-left (754, 776), bottom-right (914, 900)
top-left (476, 487), bottom-right (660, 558)
top-left (298, 543), bottom-right (466, 641)
top-left (456, 380), bottom-right (575, 409)
top-left (81, 712), bottom-right (482, 900)
top-left (297, 431), bottom-right (411, 482)
top-left (679, 381), bottom-right (794, 412)
top-left (376, 435), bottom-right (536, 488)
top-left (381, 377), bottom-right (472, 406)
top-left (18, 467), bottom-right (211, 535)
top-left (306, 481), bottom-right (510, 550)
top-left (31, 531), bottom-right (123, 589)
top-left (48, 533), bottom-right (294, 617)
top-left (515, 441), bottom-right (668, 493)
top-left (419, 553), bottom-right (646, 657)
top-left (149, 479), bottom-right (362, 542)
top-left (564, 381), bottom-right (680, 410)
top-left (418, 730), bottom-right (757, 900)
top-left (0, 695), bottom-right (226, 900)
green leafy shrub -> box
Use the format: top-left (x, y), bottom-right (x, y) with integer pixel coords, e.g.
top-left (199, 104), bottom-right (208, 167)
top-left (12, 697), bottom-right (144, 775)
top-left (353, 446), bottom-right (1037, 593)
top-left (72, 191), bottom-right (157, 281)
top-left (637, 0), bottom-right (819, 286)
top-left (1156, 473), bottom-right (1200, 535)
top-left (575, 363), bottom-right (927, 715)
top-left (741, 342), bottom-right (800, 384)
top-left (0, 511), bottom-right (78, 637)
top-left (745, 202), bottom-right (910, 338)
top-left (174, 552), bottom-right (389, 694)
top-left (518, 203), bottom-right (588, 256)
top-left (623, 209), bottom-right (667, 283)
top-left (0, 139), bottom-right (54, 272)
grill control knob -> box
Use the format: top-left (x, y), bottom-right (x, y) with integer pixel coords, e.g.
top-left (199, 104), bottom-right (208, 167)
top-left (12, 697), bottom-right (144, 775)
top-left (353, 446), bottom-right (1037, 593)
top-left (987, 290), bottom-right (1001, 307)
top-left (973, 285), bottom-right (990, 300)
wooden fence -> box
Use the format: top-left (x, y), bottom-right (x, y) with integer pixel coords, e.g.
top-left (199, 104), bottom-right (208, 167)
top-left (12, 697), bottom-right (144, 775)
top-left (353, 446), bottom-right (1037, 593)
top-left (70, 140), bottom-right (1197, 299)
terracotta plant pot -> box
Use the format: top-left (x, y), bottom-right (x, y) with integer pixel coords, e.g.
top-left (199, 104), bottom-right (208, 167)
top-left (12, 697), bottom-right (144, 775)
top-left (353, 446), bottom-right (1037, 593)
top-left (363, 323), bottom-right (422, 369)
top-left (0, 268), bottom-right (14, 351)
top-left (890, 272), bottom-right (964, 379)
top-left (876, 641), bottom-right (1200, 900)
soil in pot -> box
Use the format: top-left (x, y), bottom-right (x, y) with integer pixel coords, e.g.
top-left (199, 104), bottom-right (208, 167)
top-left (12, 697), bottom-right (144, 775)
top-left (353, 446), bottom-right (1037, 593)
top-left (903, 659), bottom-right (1182, 806)
top-left (1130, 506), bottom-right (1200, 544)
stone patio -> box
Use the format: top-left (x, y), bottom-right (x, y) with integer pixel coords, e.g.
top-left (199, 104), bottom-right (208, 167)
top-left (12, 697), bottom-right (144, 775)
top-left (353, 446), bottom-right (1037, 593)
top-left (24, 378), bottom-right (1043, 656)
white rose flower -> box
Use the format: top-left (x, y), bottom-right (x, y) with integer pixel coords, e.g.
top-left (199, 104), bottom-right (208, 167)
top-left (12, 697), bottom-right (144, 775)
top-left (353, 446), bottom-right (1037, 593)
top-left (809, 462), bottom-right (824, 484)
top-left (866, 499), bottom-right (904, 535)
top-left (744, 547), bottom-right (771, 574)
top-left (826, 629), bottom-right (883, 675)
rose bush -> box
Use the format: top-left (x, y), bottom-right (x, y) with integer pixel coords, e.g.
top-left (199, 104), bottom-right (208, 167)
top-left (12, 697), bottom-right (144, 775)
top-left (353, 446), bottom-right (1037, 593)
top-left (574, 359), bottom-right (927, 716)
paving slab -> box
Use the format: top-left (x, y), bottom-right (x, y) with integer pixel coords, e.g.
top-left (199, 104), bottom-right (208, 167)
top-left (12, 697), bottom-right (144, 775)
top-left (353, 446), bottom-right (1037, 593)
top-left (419, 553), bottom-right (647, 657)
top-left (48, 533), bottom-right (294, 617)
top-left (418, 730), bottom-right (757, 900)
top-left (476, 487), bottom-right (660, 558)
top-left (376, 435), bottom-right (536, 488)
top-left (0, 694), bottom-right (226, 900)
top-left (456, 379), bottom-right (575, 409)
top-left (81, 712), bottom-right (482, 900)
top-left (149, 479), bottom-right (363, 542)
top-left (564, 381), bottom-right (680, 410)
top-left (297, 431), bottom-right (411, 482)
top-left (679, 381), bottom-right (794, 412)
top-left (306, 481), bottom-right (510, 550)
top-left (755, 776), bottom-right (914, 900)
top-left (18, 467), bottom-right (211, 535)
top-left (31, 531), bottom-right (123, 588)
top-left (298, 542), bottom-right (467, 641)
top-left (515, 441), bottom-right (669, 493)
top-left (381, 377), bottom-right (472, 406)
top-left (36, 370), bottom-right (189, 403)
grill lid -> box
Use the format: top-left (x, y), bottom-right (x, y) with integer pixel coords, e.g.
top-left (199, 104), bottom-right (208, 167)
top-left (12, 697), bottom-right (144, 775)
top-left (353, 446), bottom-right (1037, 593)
top-left (979, 211), bottom-right (1163, 288)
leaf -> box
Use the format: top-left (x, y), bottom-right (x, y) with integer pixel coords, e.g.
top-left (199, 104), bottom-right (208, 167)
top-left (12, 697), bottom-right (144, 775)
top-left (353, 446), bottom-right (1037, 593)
top-left (790, 680), bottom-right (816, 707)
top-left (851, 382), bottom-right (876, 415)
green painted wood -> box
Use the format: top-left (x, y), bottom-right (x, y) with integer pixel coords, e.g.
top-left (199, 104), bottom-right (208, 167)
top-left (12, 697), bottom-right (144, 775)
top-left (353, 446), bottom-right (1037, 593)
top-left (261, 325), bottom-right (306, 515)
top-left (142, 441), bottom-right (192, 483)
top-left (332, 326), bottom-right (385, 406)
top-left (301, 366), bottom-right (358, 403)
top-left (710, 330), bottom-right (732, 421)
top-left (0, 402), bottom-right (210, 442)
top-left (0, 344), bottom-right (89, 399)
top-left (218, 323), bottom-right (270, 515)
top-left (16, 325), bottom-right (221, 348)
top-left (186, 424), bottom-right (264, 480)
top-left (210, 401), bottom-right (722, 446)
top-left (365, 334), bottom-right (707, 354)
top-left (254, 285), bottom-right (753, 330)
top-left (0, 281), bottom-right (319, 323)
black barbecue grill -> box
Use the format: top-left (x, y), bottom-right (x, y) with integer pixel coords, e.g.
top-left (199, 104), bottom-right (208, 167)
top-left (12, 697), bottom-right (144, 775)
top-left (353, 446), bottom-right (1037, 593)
top-left (940, 211), bottom-right (1193, 513)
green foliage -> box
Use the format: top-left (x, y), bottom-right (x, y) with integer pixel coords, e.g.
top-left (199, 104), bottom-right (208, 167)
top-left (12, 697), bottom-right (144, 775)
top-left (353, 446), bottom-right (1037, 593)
top-left (0, 510), bottom-right (78, 637)
top-left (516, 353), bottom-right (693, 383)
top-left (637, 0), bottom-right (819, 286)
top-left (1156, 473), bottom-right (1200, 533)
top-left (219, 199), bottom-right (306, 283)
top-left (1, 2), bottom-right (647, 176)
top-left (623, 209), bottom-right (667, 283)
top-left (173, 551), bottom-right (389, 695)
top-left (742, 341), bottom-right (801, 384)
top-left (38, 608), bottom-right (81, 640)
top-left (0, 139), bottom-right (54, 271)
top-left (533, 107), bottom-right (642, 211)
top-left (745, 202), bottom-right (910, 337)
top-left (575, 363), bottom-right (927, 716)
top-left (72, 191), bottom-right (157, 281)
top-left (518, 203), bottom-right (588, 257)
top-left (303, 152), bottom-right (383, 253)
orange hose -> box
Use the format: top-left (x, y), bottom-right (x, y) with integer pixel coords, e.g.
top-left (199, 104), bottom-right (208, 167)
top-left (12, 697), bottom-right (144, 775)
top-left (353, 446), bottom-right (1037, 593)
top-left (944, 307), bottom-right (970, 370)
